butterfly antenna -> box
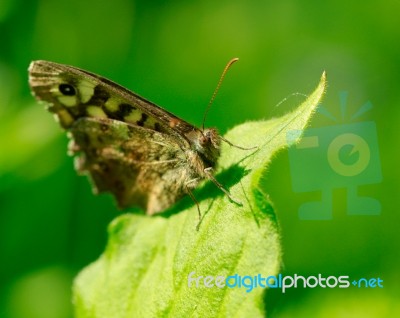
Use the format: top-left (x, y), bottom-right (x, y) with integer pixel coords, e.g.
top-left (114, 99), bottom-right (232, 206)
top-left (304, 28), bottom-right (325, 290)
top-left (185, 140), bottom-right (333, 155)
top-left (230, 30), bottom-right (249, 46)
top-left (202, 58), bottom-right (239, 131)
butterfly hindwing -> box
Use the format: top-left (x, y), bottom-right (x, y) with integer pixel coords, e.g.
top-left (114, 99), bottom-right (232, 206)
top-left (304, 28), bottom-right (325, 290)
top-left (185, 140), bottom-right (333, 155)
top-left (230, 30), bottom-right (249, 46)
top-left (70, 117), bottom-right (192, 214)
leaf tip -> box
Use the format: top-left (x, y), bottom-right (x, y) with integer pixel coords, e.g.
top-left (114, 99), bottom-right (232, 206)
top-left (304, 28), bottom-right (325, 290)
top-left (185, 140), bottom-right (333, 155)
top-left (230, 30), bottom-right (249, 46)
top-left (314, 71), bottom-right (328, 104)
top-left (320, 71), bottom-right (327, 88)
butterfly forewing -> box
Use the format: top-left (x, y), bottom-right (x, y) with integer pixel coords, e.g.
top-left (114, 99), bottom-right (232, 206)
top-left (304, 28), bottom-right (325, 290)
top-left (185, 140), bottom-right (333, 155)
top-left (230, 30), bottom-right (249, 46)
top-left (28, 60), bottom-right (195, 138)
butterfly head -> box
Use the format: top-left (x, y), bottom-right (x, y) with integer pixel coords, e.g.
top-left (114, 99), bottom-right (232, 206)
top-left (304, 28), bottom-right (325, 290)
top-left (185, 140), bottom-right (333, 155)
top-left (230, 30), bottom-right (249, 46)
top-left (185, 128), bottom-right (221, 166)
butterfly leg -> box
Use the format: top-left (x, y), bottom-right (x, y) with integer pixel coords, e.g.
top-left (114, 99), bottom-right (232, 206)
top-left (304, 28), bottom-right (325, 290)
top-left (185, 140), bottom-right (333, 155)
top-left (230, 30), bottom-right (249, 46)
top-left (204, 167), bottom-right (242, 206)
top-left (184, 178), bottom-right (202, 221)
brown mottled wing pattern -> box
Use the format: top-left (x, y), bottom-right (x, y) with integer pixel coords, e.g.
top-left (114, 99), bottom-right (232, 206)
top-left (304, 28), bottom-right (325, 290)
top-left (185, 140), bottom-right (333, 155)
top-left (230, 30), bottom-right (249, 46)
top-left (70, 117), bottom-right (190, 214)
top-left (28, 60), bottom-right (196, 139)
top-left (28, 60), bottom-right (207, 214)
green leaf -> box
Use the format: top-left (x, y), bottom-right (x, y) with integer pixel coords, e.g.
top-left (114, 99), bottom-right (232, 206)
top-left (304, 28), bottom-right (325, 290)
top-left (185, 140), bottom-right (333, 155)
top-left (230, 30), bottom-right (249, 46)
top-left (73, 73), bottom-right (326, 318)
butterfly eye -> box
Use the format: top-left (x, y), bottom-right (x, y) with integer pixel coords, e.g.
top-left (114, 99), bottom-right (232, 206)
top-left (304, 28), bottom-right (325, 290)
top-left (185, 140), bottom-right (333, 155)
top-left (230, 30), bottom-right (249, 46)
top-left (59, 83), bottom-right (76, 96)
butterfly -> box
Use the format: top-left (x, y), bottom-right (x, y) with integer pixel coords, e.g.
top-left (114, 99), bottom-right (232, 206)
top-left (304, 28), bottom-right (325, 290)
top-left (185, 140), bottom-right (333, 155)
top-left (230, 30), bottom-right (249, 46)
top-left (28, 59), bottom-right (243, 217)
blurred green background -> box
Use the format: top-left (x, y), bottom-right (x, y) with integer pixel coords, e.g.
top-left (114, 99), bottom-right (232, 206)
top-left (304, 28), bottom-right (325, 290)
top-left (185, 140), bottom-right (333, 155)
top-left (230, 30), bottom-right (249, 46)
top-left (0, 0), bottom-right (398, 317)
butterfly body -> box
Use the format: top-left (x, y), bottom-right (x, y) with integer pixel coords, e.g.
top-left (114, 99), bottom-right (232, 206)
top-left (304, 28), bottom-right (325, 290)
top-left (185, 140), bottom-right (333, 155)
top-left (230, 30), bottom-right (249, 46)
top-left (29, 60), bottom-right (222, 214)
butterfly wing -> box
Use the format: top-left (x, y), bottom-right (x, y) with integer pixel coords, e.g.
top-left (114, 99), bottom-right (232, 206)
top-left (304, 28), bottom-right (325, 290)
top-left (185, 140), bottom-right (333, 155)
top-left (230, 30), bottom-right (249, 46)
top-left (28, 60), bottom-right (196, 141)
top-left (29, 60), bottom-right (221, 167)
top-left (70, 117), bottom-right (191, 214)
top-left (28, 60), bottom-right (218, 213)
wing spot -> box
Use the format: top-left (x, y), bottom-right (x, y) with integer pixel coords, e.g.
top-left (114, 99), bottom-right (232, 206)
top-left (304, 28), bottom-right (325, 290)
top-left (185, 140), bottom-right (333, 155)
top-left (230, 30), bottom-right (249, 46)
top-left (124, 110), bottom-right (142, 123)
top-left (87, 85), bottom-right (110, 105)
top-left (137, 113), bottom-right (148, 126)
top-left (104, 98), bottom-right (119, 112)
top-left (86, 106), bottom-right (108, 118)
top-left (78, 80), bottom-right (96, 103)
top-left (57, 95), bottom-right (77, 107)
top-left (55, 109), bottom-right (74, 128)
top-left (59, 83), bottom-right (76, 96)
top-left (118, 103), bottom-right (137, 117)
